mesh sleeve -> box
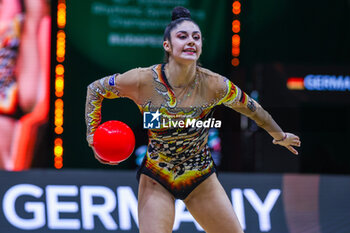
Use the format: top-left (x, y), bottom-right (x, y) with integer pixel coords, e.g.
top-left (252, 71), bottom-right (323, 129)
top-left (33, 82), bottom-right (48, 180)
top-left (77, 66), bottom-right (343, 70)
top-left (216, 78), bottom-right (242, 107)
top-left (219, 79), bottom-right (283, 134)
top-left (85, 74), bottom-right (120, 146)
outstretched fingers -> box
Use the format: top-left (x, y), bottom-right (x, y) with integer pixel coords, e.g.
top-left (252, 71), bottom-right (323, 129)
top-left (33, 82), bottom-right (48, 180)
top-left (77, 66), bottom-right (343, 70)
top-left (287, 145), bottom-right (299, 155)
top-left (273, 132), bottom-right (301, 155)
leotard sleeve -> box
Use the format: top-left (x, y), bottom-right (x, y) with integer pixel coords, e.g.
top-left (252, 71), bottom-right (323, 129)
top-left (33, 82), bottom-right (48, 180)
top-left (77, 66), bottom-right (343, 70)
top-left (85, 74), bottom-right (121, 146)
top-left (219, 78), bottom-right (284, 136)
top-left (85, 67), bottom-right (148, 146)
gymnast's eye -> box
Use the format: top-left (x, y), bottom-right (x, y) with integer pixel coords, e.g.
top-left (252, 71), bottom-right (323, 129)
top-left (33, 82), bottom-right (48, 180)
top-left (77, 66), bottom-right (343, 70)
top-left (193, 34), bottom-right (201, 40)
top-left (177, 34), bottom-right (187, 39)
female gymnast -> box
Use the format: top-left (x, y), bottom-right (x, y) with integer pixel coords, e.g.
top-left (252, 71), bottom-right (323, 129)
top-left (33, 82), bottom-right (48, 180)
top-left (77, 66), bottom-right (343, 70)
top-left (85, 6), bottom-right (301, 233)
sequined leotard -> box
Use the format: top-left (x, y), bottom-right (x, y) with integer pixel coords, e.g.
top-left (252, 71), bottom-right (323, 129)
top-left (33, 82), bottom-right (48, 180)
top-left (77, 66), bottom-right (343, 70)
top-left (86, 64), bottom-right (249, 199)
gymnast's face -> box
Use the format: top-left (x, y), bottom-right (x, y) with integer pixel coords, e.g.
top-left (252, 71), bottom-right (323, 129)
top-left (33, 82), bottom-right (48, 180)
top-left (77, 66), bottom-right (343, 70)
top-left (163, 20), bottom-right (202, 64)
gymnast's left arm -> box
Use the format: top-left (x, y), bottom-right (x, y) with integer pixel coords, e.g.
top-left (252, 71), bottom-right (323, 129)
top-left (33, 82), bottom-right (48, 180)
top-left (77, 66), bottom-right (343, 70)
top-left (219, 78), bottom-right (301, 155)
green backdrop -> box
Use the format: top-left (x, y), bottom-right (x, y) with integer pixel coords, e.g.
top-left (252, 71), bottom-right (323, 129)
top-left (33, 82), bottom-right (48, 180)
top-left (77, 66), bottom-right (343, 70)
top-left (63, 0), bottom-right (232, 168)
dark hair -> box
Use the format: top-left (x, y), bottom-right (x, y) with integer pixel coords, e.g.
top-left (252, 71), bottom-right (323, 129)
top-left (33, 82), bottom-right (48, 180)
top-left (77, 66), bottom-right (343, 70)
top-left (163, 6), bottom-right (200, 62)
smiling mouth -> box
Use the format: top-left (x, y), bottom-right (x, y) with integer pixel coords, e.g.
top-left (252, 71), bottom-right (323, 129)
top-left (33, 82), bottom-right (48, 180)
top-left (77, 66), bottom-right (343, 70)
top-left (183, 49), bottom-right (196, 53)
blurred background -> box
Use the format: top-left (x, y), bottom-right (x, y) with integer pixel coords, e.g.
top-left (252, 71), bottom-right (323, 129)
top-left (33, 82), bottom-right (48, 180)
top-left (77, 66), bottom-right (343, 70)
top-left (55, 0), bottom-right (350, 174)
top-left (1, 0), bottom-right (348, 173)
top-left (1, 1), bottom-right (350, 233)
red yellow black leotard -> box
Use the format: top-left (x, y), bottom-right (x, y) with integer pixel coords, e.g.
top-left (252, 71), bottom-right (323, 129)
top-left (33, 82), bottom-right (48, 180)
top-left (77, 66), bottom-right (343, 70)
top-left (85, 64), bottom-right (249, 199)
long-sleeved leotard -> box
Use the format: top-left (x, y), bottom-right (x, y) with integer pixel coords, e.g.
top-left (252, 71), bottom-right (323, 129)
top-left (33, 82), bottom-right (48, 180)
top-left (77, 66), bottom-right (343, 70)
top-left (85, 64), bottom-right (281, 199)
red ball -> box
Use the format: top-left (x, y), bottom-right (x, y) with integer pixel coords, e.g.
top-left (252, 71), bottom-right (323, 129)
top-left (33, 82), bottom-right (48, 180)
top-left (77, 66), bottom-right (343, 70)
top-left (93, 121), bottom-right (135, 163)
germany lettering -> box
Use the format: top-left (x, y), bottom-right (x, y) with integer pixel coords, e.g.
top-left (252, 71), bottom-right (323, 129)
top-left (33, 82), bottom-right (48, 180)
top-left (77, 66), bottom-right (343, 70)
top-left (1, 184), bottom-right (280, 232)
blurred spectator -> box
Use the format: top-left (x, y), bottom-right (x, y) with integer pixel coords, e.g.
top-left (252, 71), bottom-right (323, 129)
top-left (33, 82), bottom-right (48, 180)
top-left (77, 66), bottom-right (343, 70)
top-left (0, 0), bottom-right (50, 170)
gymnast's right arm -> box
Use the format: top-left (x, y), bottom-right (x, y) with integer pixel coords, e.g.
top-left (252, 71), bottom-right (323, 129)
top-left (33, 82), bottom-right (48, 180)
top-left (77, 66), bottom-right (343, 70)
top-left (85, 69), bottom-right (141, 148)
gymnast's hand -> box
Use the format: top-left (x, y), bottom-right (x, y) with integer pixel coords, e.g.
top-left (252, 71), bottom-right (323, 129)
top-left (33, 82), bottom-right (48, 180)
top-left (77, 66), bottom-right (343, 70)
top-left (92, 147), bottom-right (119, 165)
top-left (273, 133), bottom-right (301, 155)
top-left (88, 137), bottom-right (119, 165)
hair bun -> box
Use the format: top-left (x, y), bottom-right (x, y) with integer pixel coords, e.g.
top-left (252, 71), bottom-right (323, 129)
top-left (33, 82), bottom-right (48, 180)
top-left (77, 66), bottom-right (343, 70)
top-left (171, 6), bottom-right (191, 21)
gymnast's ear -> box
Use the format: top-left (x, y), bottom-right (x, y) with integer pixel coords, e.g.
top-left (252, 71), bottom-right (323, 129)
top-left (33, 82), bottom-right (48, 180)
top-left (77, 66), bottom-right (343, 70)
top-left (163, 40), bottom-right (172, 53)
